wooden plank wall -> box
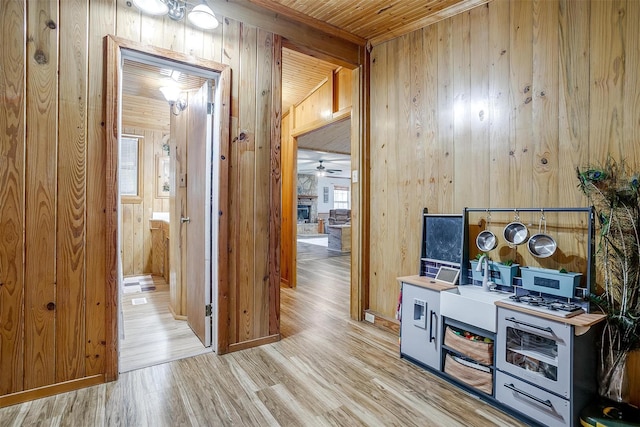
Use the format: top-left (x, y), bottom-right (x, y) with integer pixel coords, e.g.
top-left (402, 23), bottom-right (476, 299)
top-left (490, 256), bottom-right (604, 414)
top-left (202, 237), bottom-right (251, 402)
top-left (0, 0), bottom-right (281, 402)
top-left (119, 94), bottom-right (170, 277)
top-left (0, 0), bottom-right (26, 395)
top-left (291, 68), bottom-right (353, 134)
top-left (368, 0), bottom-right (640, 405)
top-left (293, 79), bottom-right (332, 129)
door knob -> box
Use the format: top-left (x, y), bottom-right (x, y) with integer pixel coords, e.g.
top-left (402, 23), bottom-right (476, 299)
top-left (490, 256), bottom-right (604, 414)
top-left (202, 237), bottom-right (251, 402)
top-left (180, 216), bottom-right (191, 223)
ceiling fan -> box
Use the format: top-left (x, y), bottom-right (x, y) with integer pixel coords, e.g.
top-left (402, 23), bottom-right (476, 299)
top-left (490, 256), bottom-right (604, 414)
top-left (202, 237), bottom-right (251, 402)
top-left (301, 160), bottom-right (342, 175)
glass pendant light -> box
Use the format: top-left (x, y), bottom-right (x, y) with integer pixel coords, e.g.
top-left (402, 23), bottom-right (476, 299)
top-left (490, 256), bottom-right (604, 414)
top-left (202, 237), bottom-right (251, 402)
top-left (188, 3), bottom-right (219, 30)
top-left (132, 0), bottom-right (169, 16)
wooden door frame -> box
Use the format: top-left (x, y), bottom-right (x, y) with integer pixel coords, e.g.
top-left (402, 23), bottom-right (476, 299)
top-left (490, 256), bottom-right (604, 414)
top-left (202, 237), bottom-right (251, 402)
top-left (105, 35), bottom-right (231, 381)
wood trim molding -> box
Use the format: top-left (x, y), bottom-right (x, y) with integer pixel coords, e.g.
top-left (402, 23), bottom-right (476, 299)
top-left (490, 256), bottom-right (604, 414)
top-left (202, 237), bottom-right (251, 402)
top-left (108, 36), bottom-right (228, 72)
top-left (0, 375), bottom-right (104, 408)
top-left (105, 35), bottom-right (120, 383)
top-left (216, 66), bottom-right (232, 355)
top-left (291, 109), bottom-right (351, 138)
top-left (364, 310), bottom-right (400, 334)
top-left (351, 53), bottom-right (370, 321)
top-left (227, 334), bottom-right (280, 353)
top-left (168, 304), bottom-right (187, 321)
top-left (269, 35), bottom-right (283, 336)
top-left (282, 39), bottom-right (361, 70)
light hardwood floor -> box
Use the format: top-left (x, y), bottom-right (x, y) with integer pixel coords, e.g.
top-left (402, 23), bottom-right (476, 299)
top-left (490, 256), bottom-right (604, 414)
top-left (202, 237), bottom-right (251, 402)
top-left (120, 276), bottom-right (210, 373)
top-left (0, 243), bottom-right (525, 426)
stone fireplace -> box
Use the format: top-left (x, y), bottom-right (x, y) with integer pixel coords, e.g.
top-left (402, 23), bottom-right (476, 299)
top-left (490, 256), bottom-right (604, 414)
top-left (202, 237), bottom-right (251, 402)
top-left (296, 174), bottom-right (318, 223)
top-left (296, 174), bottom-right (320, 235)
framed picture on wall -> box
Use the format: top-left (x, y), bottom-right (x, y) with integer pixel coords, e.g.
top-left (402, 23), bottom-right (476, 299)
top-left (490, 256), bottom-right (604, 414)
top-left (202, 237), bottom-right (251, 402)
top-left (156, 155), bottom-right (170, 198)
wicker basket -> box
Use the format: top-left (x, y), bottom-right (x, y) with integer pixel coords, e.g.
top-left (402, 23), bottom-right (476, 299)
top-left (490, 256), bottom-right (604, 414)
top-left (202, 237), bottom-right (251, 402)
top-left (444, 353), bottom-right (493, 395)
top-left (444, 326), bottom-right (494, 365)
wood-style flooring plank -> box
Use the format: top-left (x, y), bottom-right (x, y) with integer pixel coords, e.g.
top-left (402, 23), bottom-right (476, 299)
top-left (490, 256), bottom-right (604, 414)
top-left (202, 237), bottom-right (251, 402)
top-left (0, 246), bottom-right (525, 426)
top-left (119, 277), bottom-right (209, 373)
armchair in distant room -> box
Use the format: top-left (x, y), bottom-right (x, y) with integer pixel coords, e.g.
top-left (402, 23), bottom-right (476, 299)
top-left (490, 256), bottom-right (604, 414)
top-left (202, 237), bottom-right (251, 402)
top-left (328, 209), bottom-right (351, 225)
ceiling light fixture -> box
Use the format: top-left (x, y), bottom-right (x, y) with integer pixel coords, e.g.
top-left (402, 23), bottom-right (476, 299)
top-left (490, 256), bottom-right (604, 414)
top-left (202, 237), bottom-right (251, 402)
top-left (132, 0), bottom-right (219, 30)
top-left (188, 2), bottom-right (219, 29)
top-left (159, 86), bottom-right (188, 115)
top-left (132, 0), bottom-right (168, 16)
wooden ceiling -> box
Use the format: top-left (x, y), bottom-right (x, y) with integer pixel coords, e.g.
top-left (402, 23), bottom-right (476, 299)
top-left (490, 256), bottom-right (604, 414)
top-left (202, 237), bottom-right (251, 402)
top-left (282, 48), bottom-right (338, 113)
top-left (244, 0), bottom-right (488, 46)
top-left (259, 0), bottom-right (489, 113)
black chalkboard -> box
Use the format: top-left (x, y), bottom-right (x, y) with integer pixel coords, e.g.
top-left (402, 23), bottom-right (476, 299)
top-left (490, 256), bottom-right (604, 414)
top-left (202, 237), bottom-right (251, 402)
top-left (422, 214), bottom-right (463, 265)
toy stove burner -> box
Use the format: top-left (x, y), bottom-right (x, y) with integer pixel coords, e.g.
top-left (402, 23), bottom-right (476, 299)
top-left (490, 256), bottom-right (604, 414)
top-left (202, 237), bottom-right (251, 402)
top-left (505, 295), bottom-right (585, 318)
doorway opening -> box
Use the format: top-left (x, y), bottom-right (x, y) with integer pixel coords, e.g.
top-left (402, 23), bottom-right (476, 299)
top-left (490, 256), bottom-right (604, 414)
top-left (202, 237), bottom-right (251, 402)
top-left (106, 37), bottom-right (231, 375)
top-left (280, 46), bottom-right (358, 323)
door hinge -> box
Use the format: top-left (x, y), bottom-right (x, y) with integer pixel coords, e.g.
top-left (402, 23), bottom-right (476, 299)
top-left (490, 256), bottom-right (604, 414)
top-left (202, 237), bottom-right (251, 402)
top-left (205, 304), bottom-right (212, 317)
top-left (207, 102), bottom-right (214, 114)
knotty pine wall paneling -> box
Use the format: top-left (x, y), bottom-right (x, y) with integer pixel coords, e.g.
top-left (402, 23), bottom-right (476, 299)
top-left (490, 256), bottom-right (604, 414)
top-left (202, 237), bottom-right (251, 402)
top-left (435, 18), bottom-right (455, 214)
top-left (509, 1), bottom-right (533, 209)
top-left (24, 0), bottom-right (59, 390)
top-left (225, 17), bottom-right (241, 346)
top-left (85, 0), bottom-right (116, 378)
top-left (557, 0), bottom-right (590, 268)
top-left (487, 0), bottom-right (510, 208)
top-left (367, 0), bottom-right (640, 320)
top-left (255, 29), bottom-right (275, 338)
top-left (0, 0), bottom-right (26, 396)
top-left (237, 24), bottom-right (258, 344)
top-left (57, 0), bottom-right (89, 385)
top-left (1, 0), bottom-right (283, 405)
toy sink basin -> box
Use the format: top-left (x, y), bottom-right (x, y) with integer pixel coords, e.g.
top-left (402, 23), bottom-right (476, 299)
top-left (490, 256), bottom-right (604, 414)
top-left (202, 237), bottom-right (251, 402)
top-left (440, 285), bottom-right (513, 333)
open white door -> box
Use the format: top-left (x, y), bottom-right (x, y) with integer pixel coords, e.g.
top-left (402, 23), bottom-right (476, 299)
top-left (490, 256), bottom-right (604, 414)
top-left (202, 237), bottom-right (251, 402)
top-left (185, 81), bottom-right (213, 347)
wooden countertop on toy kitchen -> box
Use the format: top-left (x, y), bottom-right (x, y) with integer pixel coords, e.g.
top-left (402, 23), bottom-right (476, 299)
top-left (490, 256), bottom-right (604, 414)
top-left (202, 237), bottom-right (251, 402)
top-left (495, 300), bottom-right (607, 329)
top-left (397, 275), bottom-right (458, 292)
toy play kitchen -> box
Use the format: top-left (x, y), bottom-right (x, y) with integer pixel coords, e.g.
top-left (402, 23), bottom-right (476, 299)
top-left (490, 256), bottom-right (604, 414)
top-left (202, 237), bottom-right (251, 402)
top-left (398, 207), bottom-right (606, 427)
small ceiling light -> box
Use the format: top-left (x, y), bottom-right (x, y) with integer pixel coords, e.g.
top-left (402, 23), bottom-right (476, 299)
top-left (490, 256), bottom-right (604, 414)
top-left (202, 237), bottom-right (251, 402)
top-left (188, 3), bottom-right (219, 30)
top-left (132, 0), bottom-right (168, 16)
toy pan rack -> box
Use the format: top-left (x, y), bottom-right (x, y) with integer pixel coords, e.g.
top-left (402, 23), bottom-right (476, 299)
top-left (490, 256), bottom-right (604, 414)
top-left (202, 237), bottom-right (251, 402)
top-left (460, 207), bottom-right (596, 302)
